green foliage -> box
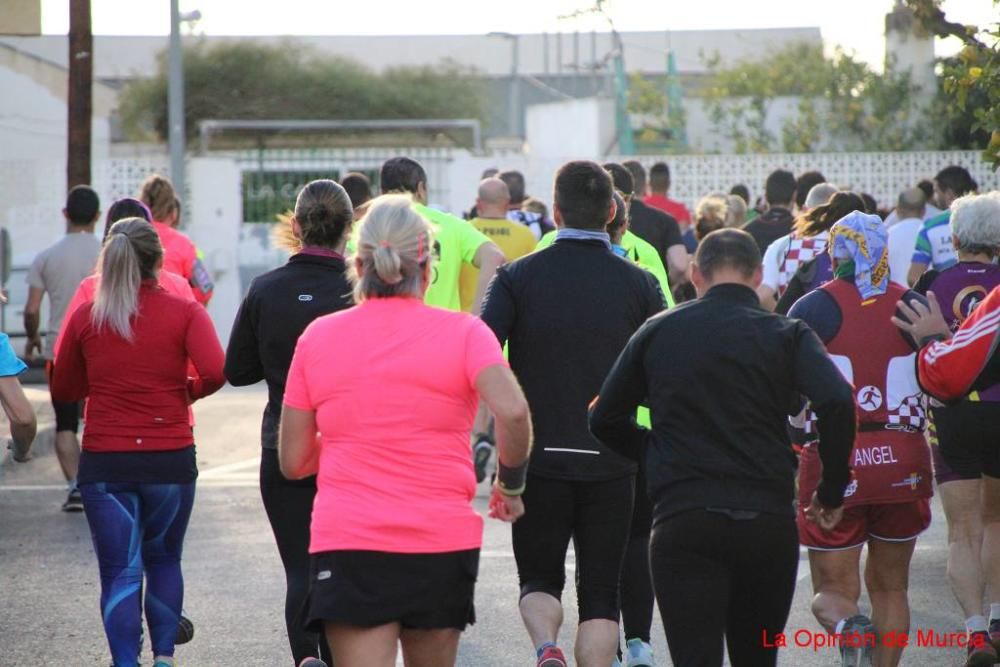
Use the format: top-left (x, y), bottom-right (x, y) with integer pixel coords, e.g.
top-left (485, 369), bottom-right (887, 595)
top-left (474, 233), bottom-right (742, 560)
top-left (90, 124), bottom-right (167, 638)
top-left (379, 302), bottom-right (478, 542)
top-left (700, 42), bottom-right (928, 153)
top-left (118, 40), bottom-right (487, 144)
top-left (904, 0), bottom-right (1000, 166)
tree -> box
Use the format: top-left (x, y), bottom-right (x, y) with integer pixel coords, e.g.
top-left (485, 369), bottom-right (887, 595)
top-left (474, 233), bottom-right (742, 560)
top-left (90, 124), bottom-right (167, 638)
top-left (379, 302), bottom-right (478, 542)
top-left (119, 40), bottom-right (487, 145)
top-left (699, 42), bottom-right (927, 153)
top-left (904, 0), bottom-right (1000, 166)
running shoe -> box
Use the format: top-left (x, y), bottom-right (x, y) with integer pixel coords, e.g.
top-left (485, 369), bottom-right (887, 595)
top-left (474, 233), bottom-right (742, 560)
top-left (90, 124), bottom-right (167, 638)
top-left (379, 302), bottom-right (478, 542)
top-left (472, 435), bottom-right (493, 484)
top-left (623, 637), bottom-right (654, 667)
top-left (297, 659), bottom-right (328, 667)
top-left (965, 632), bottom-right (997, 667)
top-left (537, 645), bottom-right (568, 667)
top-left (611, 657), bottom-right (622, 667)
top-left (176, 613), bottom-right (194, 644)
top-left (838, 614), bottom-right (875, 667)
top-left (62, 488), bottom-right (83, 512)
top-left (989, 618), bottom-right (1000, 652)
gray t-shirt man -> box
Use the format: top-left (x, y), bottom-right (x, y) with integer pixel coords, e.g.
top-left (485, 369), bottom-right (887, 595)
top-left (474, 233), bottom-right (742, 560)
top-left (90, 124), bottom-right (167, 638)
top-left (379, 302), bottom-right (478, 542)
top-left (27, 232), bottom-right (100, 358)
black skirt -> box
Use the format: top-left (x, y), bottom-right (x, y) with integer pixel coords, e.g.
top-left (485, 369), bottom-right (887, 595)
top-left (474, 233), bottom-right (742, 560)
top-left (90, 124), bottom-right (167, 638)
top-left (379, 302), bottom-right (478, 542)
top-left (306, 548), bottom-right (479, 631)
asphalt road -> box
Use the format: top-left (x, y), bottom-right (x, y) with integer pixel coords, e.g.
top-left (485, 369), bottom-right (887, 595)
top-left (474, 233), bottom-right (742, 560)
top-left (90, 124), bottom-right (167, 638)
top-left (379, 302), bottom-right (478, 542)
top-left (0, 385), bottom-right (970, 666)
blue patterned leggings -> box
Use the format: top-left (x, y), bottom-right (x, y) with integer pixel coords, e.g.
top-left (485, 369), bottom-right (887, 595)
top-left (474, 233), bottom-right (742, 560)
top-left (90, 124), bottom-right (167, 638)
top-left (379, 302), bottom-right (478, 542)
top-left (80, 482), bottom-right (196, 667)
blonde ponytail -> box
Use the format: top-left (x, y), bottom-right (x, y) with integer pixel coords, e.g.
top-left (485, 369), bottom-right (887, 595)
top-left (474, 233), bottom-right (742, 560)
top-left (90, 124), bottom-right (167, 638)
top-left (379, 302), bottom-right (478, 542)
top-left (92, 218), bottom-right (163, 340)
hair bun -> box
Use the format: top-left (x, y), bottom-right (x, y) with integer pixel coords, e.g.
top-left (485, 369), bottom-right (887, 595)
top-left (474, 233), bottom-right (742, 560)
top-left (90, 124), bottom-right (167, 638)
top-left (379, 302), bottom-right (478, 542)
top-left (373, 243), bottom-right (403, 285)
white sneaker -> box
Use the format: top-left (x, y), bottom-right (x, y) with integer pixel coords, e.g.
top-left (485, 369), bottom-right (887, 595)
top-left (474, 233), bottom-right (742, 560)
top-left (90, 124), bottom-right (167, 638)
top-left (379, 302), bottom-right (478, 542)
top-left (623, 638), bottom-right (654, 667)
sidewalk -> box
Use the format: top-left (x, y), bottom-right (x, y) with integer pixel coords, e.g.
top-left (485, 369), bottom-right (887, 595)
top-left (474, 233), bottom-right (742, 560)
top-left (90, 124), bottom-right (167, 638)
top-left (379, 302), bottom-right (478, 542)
top-left (0, 385), bottom-right (55, 468)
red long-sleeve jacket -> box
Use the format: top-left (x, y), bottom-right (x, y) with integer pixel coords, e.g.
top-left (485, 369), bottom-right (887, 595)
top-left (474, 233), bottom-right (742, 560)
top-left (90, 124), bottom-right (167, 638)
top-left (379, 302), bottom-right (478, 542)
top-left (918, 285), bottom-right (1000, 402)
top-left (51, 282), bottom-right (225, 452)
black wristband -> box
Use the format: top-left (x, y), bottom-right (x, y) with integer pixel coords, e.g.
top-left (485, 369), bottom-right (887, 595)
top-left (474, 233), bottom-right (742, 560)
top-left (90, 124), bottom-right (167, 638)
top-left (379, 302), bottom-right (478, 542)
top-left (497, 459), bottom-right (527, 496)
top-left (918, 332), bottom-right (947, 348)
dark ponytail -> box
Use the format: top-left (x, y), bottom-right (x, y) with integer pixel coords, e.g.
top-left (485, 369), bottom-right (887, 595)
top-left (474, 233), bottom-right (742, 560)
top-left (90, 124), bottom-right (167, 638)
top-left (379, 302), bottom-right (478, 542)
top-left (274, 179), bottom-right (353, 252)
top-left (794, 191), bottom-right (866, 238)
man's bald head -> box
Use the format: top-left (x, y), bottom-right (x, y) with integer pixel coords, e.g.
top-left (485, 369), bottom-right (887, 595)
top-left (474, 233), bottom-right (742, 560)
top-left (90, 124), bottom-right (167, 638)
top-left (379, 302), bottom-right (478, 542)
top-left (896, 187), bottom-right (926, 220)
top-left (476, 177), bottom-right (511, 219)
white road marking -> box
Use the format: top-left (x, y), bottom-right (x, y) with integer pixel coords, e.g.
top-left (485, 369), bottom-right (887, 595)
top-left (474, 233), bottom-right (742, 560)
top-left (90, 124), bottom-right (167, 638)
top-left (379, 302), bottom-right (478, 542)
top-left (198, 457), bottom-right (262, 478)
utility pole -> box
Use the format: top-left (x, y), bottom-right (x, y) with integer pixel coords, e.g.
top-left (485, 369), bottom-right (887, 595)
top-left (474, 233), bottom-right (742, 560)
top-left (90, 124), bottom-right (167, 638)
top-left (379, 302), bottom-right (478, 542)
top-left (67, 0), bottom-right (92, 188)
top-left (168, 0), bottom-right (185, 198)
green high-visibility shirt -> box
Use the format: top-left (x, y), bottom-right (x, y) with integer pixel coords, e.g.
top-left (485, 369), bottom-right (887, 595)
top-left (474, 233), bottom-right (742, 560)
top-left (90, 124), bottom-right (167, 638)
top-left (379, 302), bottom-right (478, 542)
top-left (413, 203), bottom-right (491, 311)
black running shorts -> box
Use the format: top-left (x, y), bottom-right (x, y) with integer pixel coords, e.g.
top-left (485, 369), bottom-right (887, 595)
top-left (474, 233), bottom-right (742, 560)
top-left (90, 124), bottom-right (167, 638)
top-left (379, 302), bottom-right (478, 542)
top-left (52, 399), bottom-right (81, 434)
top-left (932, 402), bottom-right (1000, 481)
top-left (512, 473), bottom-right (634, 622)
top-left (306, 549), bottom-right (478, 631)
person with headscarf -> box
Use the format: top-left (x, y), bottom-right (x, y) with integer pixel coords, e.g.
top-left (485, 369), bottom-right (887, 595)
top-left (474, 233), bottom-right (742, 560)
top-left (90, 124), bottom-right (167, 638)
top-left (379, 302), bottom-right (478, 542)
top-left (787, 211), bottom-right (932, 667)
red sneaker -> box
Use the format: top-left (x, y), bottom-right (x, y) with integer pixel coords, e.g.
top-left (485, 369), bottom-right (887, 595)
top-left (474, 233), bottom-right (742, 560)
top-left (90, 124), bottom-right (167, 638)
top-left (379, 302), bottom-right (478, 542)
top-left (537, 645), bottom-right (568, 667)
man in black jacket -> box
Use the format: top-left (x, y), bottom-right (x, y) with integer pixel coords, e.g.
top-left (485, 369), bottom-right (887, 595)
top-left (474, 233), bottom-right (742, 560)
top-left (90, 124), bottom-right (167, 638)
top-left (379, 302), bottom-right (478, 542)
top-left (743, 168), bottom-right (797, 254)
top-left (589, 228), bottom-right (856, 667)
top-left (623, 160), bottom-right (689, 286)
top-left (482, 161), bottom-right (666, 667)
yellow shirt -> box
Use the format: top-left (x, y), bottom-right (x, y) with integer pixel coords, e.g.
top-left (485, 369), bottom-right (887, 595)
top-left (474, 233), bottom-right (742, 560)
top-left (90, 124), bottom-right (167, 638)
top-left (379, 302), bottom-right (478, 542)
top-left (459, 217), bottom-right (538, 312)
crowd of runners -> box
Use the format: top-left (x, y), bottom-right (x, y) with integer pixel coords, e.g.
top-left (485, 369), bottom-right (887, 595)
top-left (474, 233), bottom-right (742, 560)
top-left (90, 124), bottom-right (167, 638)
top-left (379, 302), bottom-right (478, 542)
top-left (2, 156), bottom-right (1000, 667)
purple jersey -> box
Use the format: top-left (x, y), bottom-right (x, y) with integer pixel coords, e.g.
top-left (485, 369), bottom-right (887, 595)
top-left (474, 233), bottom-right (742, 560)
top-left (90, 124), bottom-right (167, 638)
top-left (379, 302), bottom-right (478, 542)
top-left (919, 261), bottom-right (1000, 401)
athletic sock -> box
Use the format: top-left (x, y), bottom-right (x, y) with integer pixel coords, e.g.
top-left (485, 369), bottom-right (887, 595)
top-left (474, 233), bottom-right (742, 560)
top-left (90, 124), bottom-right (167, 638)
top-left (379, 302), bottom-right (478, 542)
top-left (966, 615), bottom-right (988, 634)
top-left (536, 641), bottom-right (557, 658)
top-left (67, 479), bottom-right (78, 492)
top-left (835, 618), bottom-right (848, 635)
top-left (990, 604), bottom-right (1000, 622)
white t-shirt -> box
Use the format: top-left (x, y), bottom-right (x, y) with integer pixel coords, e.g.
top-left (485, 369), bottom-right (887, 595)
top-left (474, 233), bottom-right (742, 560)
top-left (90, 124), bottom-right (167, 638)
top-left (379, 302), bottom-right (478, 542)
top-left (26, 231), bottom-right (101, 357)
top-left (887, 217), bottom-right (923, 287)
top-left (761, 231), bottom-right (828, 295)
top-left (761, 234), bottom-right (791, 292)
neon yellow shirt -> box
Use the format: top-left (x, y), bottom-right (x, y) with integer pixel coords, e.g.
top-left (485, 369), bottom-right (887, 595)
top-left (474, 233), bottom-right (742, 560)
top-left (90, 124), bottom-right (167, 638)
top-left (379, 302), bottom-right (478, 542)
top-left (413, 204), bottom-right (491, 311)
top-left (535, 230), bottom-right (674, 308)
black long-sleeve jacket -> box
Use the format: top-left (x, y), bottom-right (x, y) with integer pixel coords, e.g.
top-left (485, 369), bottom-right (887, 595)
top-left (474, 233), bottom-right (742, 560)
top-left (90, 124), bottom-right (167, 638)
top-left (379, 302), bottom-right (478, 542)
top-left (224, 252), bottom-right (353, 449)
top-left (589, 283), bottom-right (856, 523)
top-left (482, 237), bottom-right (667, 480)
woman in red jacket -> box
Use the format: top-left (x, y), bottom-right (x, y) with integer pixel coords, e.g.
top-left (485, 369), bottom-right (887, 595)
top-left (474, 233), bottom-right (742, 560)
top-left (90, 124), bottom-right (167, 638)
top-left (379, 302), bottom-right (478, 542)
top-left (52, 218), bottom-right (225, 667)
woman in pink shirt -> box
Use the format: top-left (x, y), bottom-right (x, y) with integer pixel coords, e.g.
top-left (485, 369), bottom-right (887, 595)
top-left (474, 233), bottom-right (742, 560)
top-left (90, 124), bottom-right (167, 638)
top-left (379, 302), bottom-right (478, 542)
top-left (139, 175), bottom-right (213, 305)
top-left (280, 195), bottom-right (533, 667)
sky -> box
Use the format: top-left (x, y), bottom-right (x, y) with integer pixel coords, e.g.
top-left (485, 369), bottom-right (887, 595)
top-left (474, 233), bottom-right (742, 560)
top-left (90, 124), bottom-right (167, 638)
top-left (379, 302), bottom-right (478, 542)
top-left (40, 0), bottom-right (999, 68)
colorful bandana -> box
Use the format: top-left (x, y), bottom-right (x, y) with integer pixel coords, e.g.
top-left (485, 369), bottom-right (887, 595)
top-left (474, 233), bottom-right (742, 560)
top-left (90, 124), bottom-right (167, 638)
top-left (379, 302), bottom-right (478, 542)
top-left (829, 211), bottom-right (890, 299)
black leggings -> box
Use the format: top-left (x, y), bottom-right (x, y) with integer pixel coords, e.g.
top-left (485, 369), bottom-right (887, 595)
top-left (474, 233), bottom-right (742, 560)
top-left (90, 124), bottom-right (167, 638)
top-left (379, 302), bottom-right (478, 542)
top-left (650, 508), bottom-right (798, 667)
top-left (260, 448), bottom-right (331, 666)
top-left (620, 470), bottom-right (654, 643)
top-left (512, 473), bottom-right (634, 622)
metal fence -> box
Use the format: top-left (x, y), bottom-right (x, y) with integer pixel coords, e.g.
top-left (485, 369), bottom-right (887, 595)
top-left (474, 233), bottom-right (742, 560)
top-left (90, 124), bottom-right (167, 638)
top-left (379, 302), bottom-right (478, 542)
top-left (613, 150), bottom-right (1000, 213)
top-left (223, 147), bottom-right (458, 223)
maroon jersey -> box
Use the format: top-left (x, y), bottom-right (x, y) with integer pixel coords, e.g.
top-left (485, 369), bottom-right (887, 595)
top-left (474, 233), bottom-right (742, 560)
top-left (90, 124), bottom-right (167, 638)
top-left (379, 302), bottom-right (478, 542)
top-left (799, 279), bottom-right (932, 506)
